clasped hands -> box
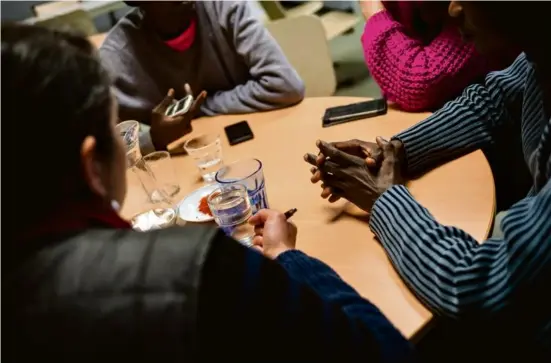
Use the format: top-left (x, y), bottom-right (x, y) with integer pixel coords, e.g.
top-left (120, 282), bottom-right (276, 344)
top-left (304, 137), bottom-right (406, 213)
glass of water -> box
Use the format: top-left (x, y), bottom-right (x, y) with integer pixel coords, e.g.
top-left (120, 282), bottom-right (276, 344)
top-left (208, 184), bottom-right (255, 246)
top-left (129, 158), bottom-right (177, 232)
top-left (143, 151), bottom-right (180, 201)
top-left (184, 134), bottom-right (223, 183)
top-left (116, 121), bottom-right (176, 232)
top-left (215, 159), bottom-right (269, 214)
top-left (117, 120), bottom-right (141, 168)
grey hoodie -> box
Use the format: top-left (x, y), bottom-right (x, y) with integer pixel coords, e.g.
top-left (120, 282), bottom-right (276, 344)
top-left (100, 1), bottom-right (305, 152)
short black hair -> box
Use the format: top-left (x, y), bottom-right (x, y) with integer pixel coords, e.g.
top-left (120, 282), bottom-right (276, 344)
top-left (2, 24), bottom-right (114, 233)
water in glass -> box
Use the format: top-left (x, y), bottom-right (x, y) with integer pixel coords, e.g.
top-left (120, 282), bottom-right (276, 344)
top-left (208, 186), bottom-right (254, 246)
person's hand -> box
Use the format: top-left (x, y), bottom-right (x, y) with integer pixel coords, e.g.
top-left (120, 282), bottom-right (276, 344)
top-left (304, 137), bottom-right (405, 213)
top-left (359, 0), bottom-right (384, 21)
top-left (149, 85), bottom-right (206, 150)
top-left (312, 139), bottom-right (383, 171)
top-left (308, 137), bottom-right (405, 204)
top-left (248, 209), bottom-right (297, 259)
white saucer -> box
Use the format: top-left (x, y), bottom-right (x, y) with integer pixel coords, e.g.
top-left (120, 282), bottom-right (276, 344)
top-left (177, 184), bottom-right (218, 222)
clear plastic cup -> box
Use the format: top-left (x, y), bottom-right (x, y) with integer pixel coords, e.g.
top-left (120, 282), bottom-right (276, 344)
top-left (215, 158), bottom-right (269, 214)
top-left (183, 134), bottom-right (223, 183)
top-left (208, 184), bottom-right (254, 246)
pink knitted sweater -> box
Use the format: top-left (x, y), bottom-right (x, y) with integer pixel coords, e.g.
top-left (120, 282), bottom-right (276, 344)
top-left (362, 4), bottom-right (512, 112)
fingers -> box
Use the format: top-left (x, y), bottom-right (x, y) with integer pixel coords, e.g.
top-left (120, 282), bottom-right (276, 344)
top-left (304, 153), bottom-right (317, 167)
top-left (364, 143), bottom-right (384, 167)
top-left (252, 236), bottom-right (264, 248)
top-left (254, 225), bottom-right (264, 236)
top-left (153, 88), bottom-right (175, 113)
top-left (320, 183), bottom-right (342, 202)
top-left (184, 83), bottom-right (193, 97)
top-left (320, 184), bottom-right (333, 199)
top-left (332, 140), bottom-right (365, 158)
top-left (189, 90), bottom-right (207, 114)
top-left (317, 140), bottom-right (361, 166)
top-left (249, 209), bottom-right (282, 226)
top-left (310, 167), bottom-right (322, 184)
top-left (376, 136), bottom-right (395, 157)
top-left (366, 157), bottom-right (378, 167)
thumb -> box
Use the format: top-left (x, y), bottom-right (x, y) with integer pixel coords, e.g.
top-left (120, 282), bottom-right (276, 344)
top-left (378, 140), bottom-right (401, 177)
top-left (376, 136), bottom-right (395, 158)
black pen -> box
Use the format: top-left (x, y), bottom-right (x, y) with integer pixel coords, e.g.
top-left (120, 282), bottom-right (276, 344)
top-left (283, 208), bottom-right (298, 220)
top-left (256, 208), bottom-right (297, 229)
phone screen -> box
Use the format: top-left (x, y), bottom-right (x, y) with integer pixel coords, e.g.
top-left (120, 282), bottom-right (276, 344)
top-left (166, 96), bottom-right (193, 117)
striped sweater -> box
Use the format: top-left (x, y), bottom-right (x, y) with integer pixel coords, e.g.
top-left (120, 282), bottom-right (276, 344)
top-left (370, 53), bottom-right (551, 351)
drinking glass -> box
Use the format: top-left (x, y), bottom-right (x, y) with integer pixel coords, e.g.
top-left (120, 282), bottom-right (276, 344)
top-left (116, 121), bottom-right (176, 232)
top-left (208, 184), bottom-right (254, 246)
top-left (215, 159), bottom-right (269, 214)
top-left (143, 151), bottom-right (180, 201)
top-left (183, 134), bottom-right (223, 183)
top-left (117, 120), bottom-right (141, 168)
top-left (129, 158), bottom-right (177, 232)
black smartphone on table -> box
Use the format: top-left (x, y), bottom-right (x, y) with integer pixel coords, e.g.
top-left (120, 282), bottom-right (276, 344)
top-left (322, 98), bottom-right (388, 127)
top-left (224, 120), bottom-right (254, 146)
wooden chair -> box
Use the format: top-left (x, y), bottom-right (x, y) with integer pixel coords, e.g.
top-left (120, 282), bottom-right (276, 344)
top-left (266, 15), bottom-right (336, 97)
top-left (259, 1), bottom-right (359, 41)
top-left (259, 1), bottom-right (323, 20)
top-left (32, 9), bottom-right (98, 37)
top-left (32, 1), bottom-right (80, 18)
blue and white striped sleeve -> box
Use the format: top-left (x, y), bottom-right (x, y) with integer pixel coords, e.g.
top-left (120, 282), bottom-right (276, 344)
top-left (393, 53), bottom-right (527, 175)
top-left (369, 180), bottom-right (551, 318)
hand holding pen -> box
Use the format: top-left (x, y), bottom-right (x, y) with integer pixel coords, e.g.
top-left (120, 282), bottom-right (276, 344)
top-left (248, 209), bottom-right (298, 259)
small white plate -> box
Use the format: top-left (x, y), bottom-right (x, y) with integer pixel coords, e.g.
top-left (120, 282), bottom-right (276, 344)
top-left (177, 184), bottom-right (218, 222)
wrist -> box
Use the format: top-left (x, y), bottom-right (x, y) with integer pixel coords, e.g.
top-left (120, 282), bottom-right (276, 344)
top-left (265, 246), bottom-right (292, 260)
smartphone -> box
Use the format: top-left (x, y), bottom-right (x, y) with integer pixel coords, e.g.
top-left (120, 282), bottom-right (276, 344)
top-left (165, 95), bottom-right (194, 117)
top-left (224, 120), bottom-right (254, 146)
top-left (322, 99), bottom-right (387, 127)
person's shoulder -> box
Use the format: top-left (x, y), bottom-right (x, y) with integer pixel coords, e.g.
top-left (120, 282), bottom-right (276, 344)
top-left (11, 225), bottom-right (221, 300)
top-left (200, 0), bottom-right (249, 23)
top-left (99, 8), bottom-right (143, 54)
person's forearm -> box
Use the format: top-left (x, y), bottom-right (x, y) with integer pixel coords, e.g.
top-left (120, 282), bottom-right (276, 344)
top-left (199, 236), bottom-right (415, 362)
top-left (204, 0), bottom-right (304, 116)
top-left (277, 250), bottom-right (415, 362)
top-left (369, 183), bottom-right (551, 318)
top-left (393, 53), bottom-right (527, 175)
top-left (200, 78), bottom-right (304, 116)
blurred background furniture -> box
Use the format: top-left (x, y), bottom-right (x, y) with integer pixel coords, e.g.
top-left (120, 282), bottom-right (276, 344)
top-left (31, 0), bottom-right (80, 17)
top-left (266, 15), bottom-right (336, 97)
top-left (259, 0), bottom-right (359, 40)
top-left (25, 1), bottom-right (123, 28)
top-left (30, 8), bottom-right (98, 36)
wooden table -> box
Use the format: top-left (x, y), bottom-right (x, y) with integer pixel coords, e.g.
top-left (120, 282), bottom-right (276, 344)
top-left (121, 97), bottom-right (495, 339)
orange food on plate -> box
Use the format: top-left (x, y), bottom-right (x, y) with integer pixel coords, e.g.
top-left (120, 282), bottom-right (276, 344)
top-left (198, 196), bottom-right (212, 216)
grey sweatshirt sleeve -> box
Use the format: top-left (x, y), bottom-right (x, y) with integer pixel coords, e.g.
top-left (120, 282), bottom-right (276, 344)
top-left (393, 53), bottom-right (527, 175)
top-left (201, 1), bottom-right (305, 116)
top-left (100, 46), bottom-right (157, 155)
